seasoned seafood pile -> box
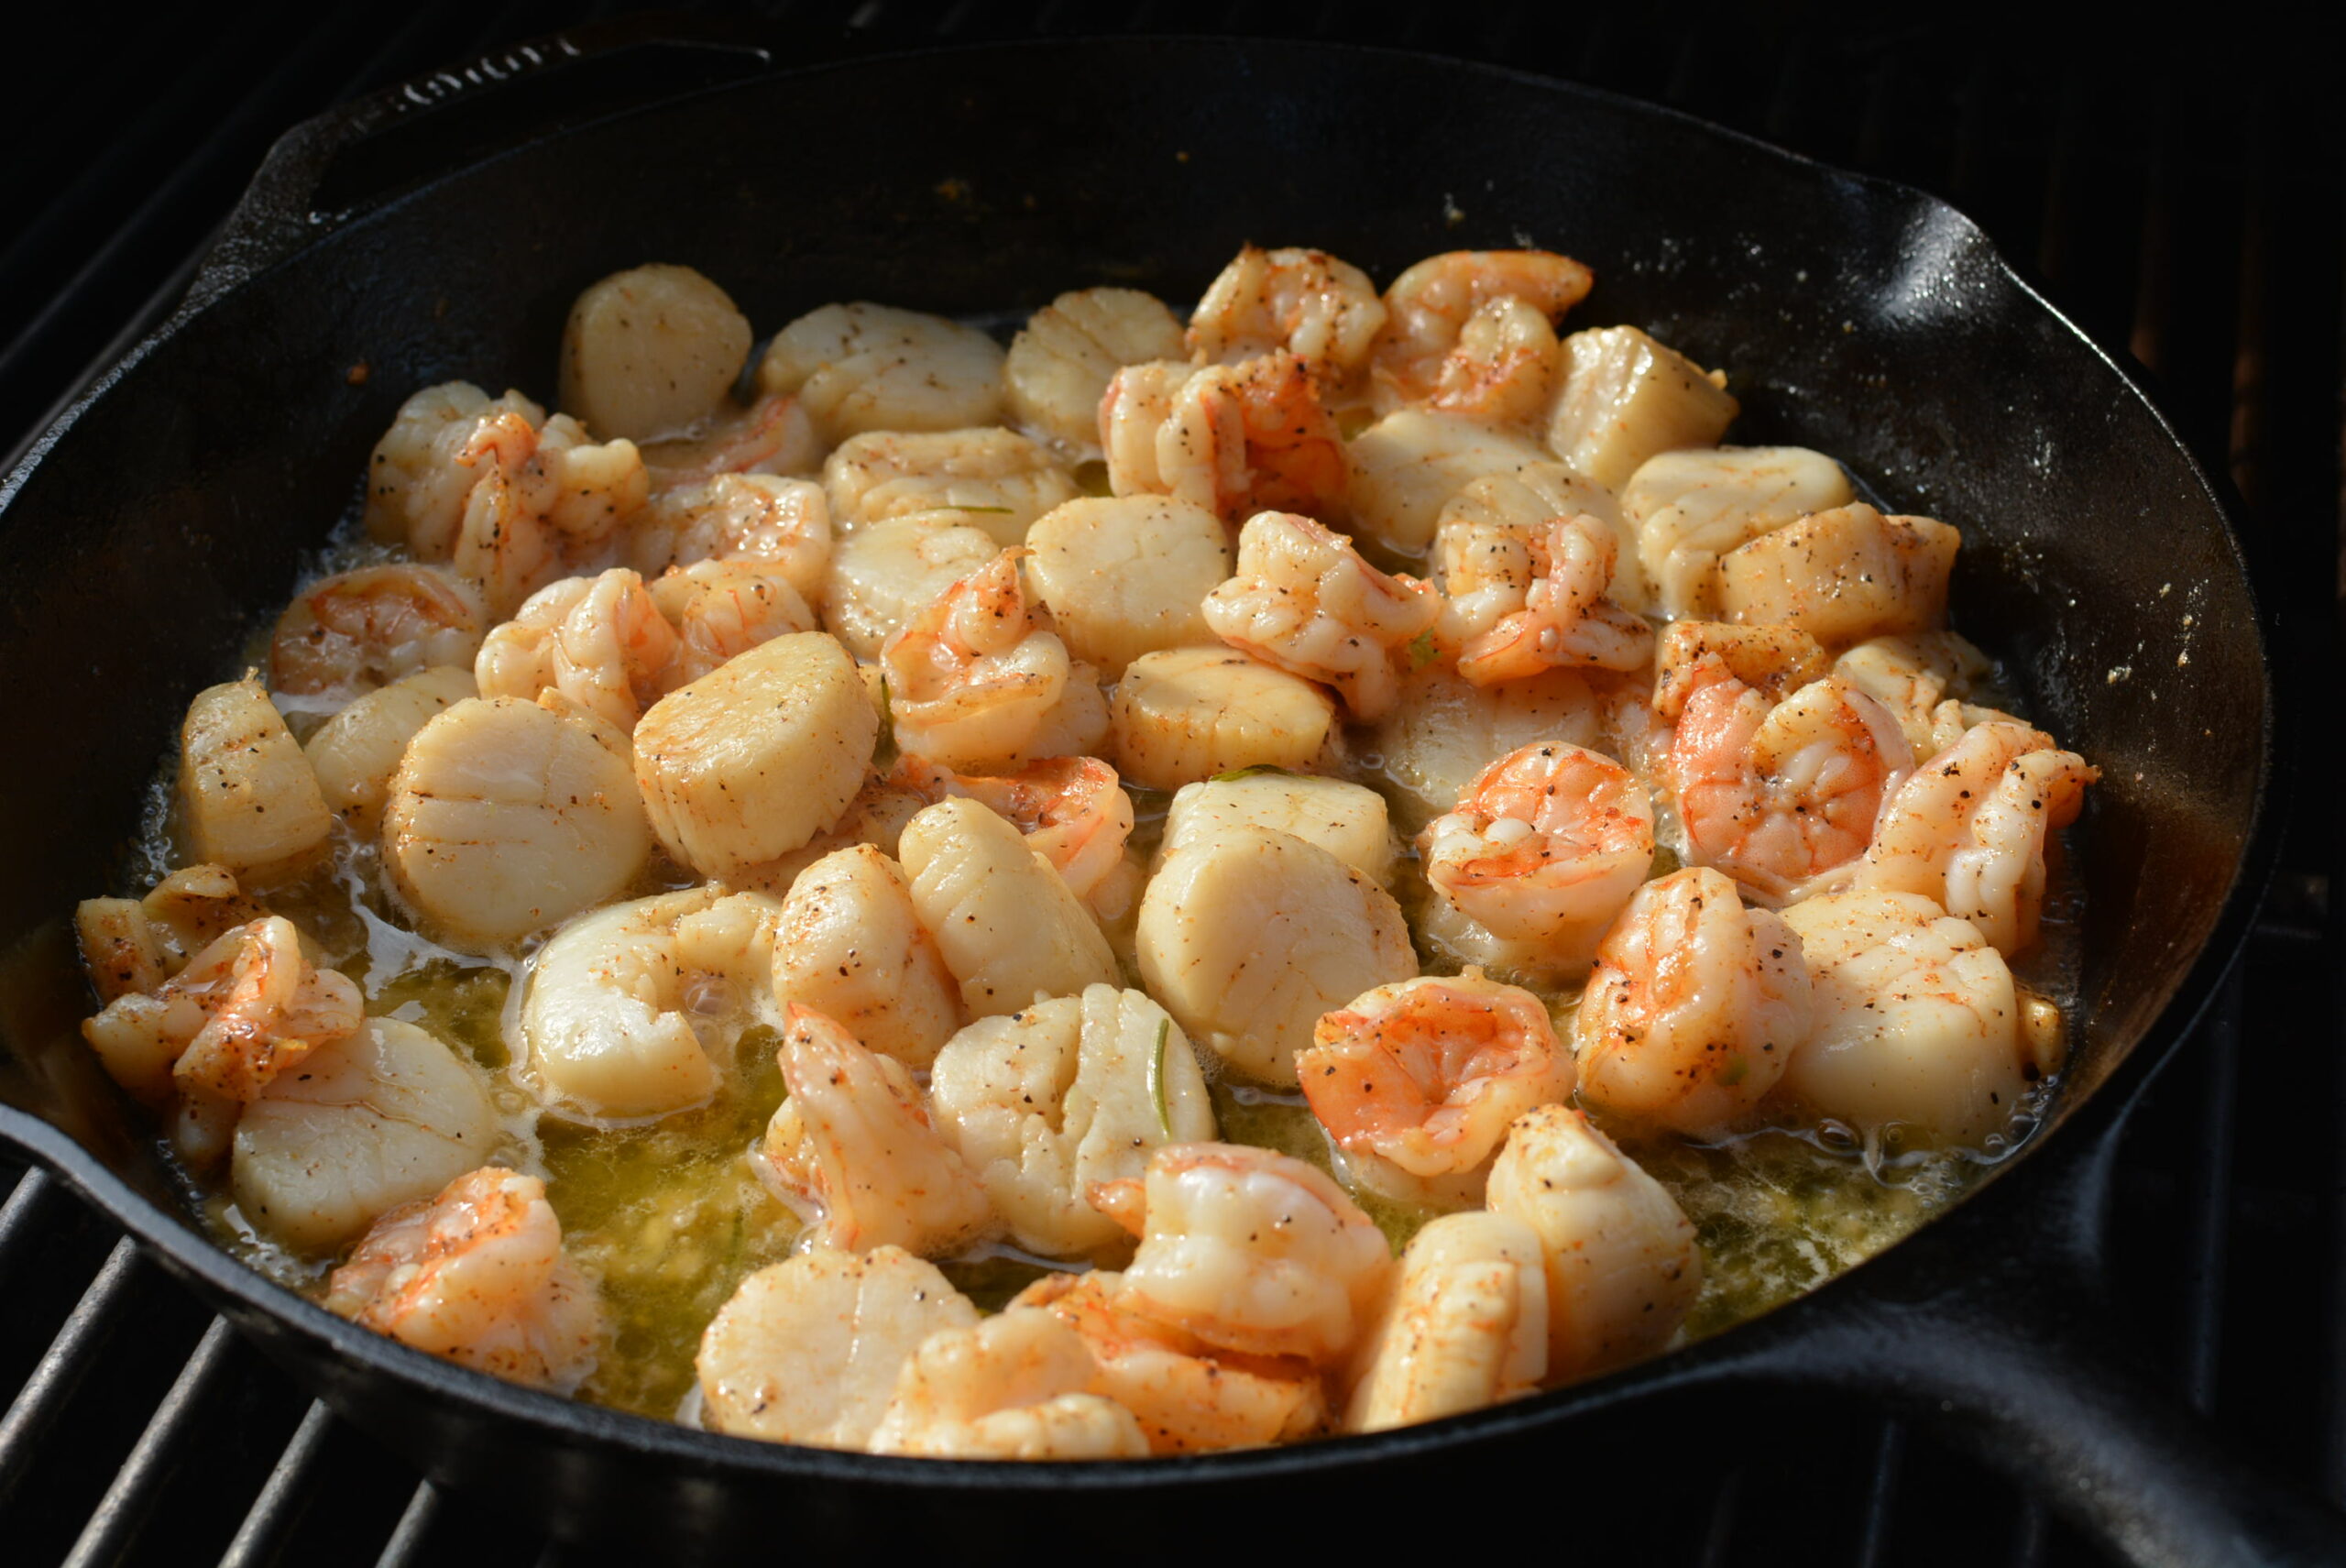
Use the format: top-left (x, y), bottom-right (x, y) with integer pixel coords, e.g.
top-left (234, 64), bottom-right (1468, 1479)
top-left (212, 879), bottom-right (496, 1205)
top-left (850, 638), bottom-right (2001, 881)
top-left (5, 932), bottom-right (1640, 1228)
top-left (71, 245), bottom-right (2094, 1456)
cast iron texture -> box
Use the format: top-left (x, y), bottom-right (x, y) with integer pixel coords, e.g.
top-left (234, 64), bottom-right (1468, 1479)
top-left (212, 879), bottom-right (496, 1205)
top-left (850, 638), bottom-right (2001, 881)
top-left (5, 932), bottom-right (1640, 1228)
top-left (0, 27), bottom-right (2320, 1564)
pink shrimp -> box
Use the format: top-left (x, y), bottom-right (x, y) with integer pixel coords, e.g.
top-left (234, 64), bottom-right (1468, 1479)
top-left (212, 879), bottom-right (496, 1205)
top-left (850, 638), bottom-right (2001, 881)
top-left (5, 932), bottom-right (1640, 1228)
top-left (1666, 671), bottom-right (1915, 903)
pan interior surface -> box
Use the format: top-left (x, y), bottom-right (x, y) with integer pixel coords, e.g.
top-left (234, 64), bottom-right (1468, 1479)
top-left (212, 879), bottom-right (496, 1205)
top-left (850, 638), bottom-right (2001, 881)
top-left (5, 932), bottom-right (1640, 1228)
top-left (0, 37), bottom-right (2266, 1518)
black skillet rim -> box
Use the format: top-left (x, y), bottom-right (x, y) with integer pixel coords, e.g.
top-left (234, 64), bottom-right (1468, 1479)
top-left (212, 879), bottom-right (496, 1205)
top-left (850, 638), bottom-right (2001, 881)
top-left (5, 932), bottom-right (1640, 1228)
top-left (0, 32), bottom-right (2285, 1491)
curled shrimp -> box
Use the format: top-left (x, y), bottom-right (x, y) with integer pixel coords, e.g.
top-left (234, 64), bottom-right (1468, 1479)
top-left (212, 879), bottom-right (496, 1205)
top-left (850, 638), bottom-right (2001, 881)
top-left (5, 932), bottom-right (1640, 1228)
top-left (1370, 249), bottom-right (1595, 422)
top-left (447, 411), bottom-right (564, 618)
top-left (475, 568), bottom-right (678, 732)
top-left (1650, 619), bottom-right (1830, 723)
top-left (75, 863), bottom-right (261, 1007)
top-left (889, 753), bottom-right (1134, 905)
top-left (324, 1167), bottom-right (601, 1393)
top-left (866, 1309), bottom-right (1149, 1460)
top-left (1090, 1141), bottom-right (1392, 1366)
top-left (762, 1003), bottom-right (995, 1257)
top-left (1418, 742), bottom-right (1655, 973)
top-left (879, 549), bottom-right (1071, 770)
top-left (1573, 867), bottom-right (1813, 1137)
top-left (1186, 245), bottom-right (1387, 389)
top-left (364, 383), bottom-right (543, 557)
top-left (1299, 970), bottom-right (1573, 1190)
top-left (1454, 514), bottom-right (1654, 685)
top-left (1830, 632), bottom-right (2017, 761)
top-left (82, 915), bottom-right (361, 1112)
top-left (648, 560), bottom-right (819, 689)
top-left (1014, 1270), bottom-right (1328, 1453)
top-left (627, 472), bottom-right (832, 612)
top-left (1102, 351), bottom-right (1348, 524)
top-left (269, 565), bottom-right (488, 703)
top-left (1856, 720), bottom-right (2097, 956)
top-left (641, 392), bottom-right (820, 488)
top-left (1200, 510), bottom-right (1440, 720)
top-left (1667, 671), bottom-right (1916, 904)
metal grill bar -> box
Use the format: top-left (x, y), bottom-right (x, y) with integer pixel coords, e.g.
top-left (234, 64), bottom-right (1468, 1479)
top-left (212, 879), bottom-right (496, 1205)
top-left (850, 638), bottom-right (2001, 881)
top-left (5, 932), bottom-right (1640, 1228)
top-left (377, 1481), bottom-right (445, 1568)
top-left (60, 1319), bottom-right (243, 1568)
top-left (0, 1240), bottom-right (153, 1506)
top-left (0, 1167), bottom-right (61, 1275)
top-left (218, 1400), bottom-right (337, 1568)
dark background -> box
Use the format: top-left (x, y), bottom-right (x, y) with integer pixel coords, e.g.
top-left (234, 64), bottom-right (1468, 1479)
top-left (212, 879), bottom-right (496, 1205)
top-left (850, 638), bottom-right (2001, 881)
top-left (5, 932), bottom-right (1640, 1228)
top-left (0, 5), bottom-right (2336, 1564)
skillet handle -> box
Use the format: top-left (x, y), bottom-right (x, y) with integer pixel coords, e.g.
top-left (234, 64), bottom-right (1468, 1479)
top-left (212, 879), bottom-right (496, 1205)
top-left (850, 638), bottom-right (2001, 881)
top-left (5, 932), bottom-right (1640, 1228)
top-left (185, 14), bottom-right (779, 310)
top-left (1723, 1098), bottom-right (2346, 1566)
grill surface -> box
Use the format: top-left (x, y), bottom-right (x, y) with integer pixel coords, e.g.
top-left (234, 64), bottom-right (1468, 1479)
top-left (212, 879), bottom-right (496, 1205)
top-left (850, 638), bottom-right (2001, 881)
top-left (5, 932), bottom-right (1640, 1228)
top-left (1, 5), bottom-right (2336, 1563)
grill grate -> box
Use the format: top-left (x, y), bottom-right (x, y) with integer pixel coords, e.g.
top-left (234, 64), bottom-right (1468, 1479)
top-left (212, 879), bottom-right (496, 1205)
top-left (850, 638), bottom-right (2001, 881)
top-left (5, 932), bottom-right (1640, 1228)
top-left (1, 5), bottom-right (2335, 1563)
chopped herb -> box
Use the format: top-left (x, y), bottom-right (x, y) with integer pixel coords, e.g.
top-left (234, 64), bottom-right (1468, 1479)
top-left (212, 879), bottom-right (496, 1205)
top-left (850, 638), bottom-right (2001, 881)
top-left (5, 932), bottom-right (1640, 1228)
top-left (956, 504), bottom-right (1016, 515)
top-left (1408, 630), bottom-right (1439, 669)
top-left (1209, 763), bottom-right (1291, 784)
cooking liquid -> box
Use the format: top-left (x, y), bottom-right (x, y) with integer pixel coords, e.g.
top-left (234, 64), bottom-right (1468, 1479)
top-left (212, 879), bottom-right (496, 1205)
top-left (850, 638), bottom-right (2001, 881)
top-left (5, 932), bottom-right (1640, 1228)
top-left (121, 512), bottom-right (2078, 1428)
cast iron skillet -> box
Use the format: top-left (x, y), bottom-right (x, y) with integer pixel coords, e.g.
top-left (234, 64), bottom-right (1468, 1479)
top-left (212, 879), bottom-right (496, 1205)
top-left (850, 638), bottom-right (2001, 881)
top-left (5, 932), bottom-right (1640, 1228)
top-left (0, 20), bottom-right (2330, 1563)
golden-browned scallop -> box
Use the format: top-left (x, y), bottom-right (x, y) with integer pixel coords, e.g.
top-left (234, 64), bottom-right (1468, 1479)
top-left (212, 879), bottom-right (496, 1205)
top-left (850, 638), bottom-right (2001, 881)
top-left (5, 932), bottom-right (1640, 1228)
top-left (1625, 445), bottom-right (1856, 620)
top-left (1109, 647), bottom-right (1337, 791)
top-left (1159, 772), bottom-right (1394, 885)
top-left (1343, 1211), bottom-right (1549, 1432)
top-left (896, 797), bottom-right (1119, 1019)
top-left (559, 264), bottom-right (753, 443)
top-left (231, 1017), bottom-right (501, 1253)
top-left (1003, 287), bottom-right (1187, 451)
top-left (928, 983), bottom-right (1216, 1257)
top-left (1544, 325), bottom-right (1739, 491)
top-left (383, 696), bottom-right (651, 949)
top-left (822, 511), bottom-right (1002, 661)
top-left (1716, 502), bottom-right (1961, 644)
top-left (305, 665), bottom-right (477, 831)
top-left (632, 632), bottom-right (877, 879)
top-left (756, 302), bottom-right (1006, 442)
top-left (1021, 496), bottom-right (1231, 678)
top-left (1485, 1103), bottom-right (1703, 1383)
top-left (179, 677), bottom-right (334, 873)
top-left (772, 844), bottom-right (965, 1070)
top-left (1136, 825), bottom-right (1416, 1088)
top-left (1345, 409), bottom-right (1549, 554)
top-left (696, 1249), bottom-right (980, 1449)
top-left (822, 428), bottom-right (1079, 546)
